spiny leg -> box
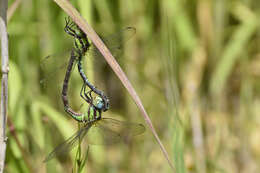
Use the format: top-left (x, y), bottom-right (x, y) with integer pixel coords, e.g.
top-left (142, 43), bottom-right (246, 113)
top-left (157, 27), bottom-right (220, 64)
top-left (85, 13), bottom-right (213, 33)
top-left (64, 18), bottom-right (88, 54)
top-left (64, 17), bottom-right (78, 38)
top-left (84, 83), bottom-right (94, 101)
top-left (80, 83), bottom-right (92, 104)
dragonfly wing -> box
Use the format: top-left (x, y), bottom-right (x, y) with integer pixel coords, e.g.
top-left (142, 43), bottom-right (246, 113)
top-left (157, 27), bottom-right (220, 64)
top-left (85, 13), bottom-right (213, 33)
top-left (100, 118), bottom-right (145, 136)
top-left (85, 122), bottom-right (122, 145)
top-left (85, 118), bottom-right (145, 145)
top-left (40, 49), bottom-right (76, 88)
top-left (44, 123), bottom-right (92, 162)
top-left (101, 27), bottom-right (136, 48)
top-left (89, 27), bottom-right (136, 60)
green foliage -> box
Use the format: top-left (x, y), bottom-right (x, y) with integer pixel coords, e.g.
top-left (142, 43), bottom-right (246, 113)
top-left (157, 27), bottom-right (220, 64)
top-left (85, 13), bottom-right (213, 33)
top-left (4, 0), bottom-right (260, 173)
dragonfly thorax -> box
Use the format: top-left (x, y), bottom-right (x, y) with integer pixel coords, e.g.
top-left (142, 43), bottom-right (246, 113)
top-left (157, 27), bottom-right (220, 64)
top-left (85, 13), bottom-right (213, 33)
top-left (74, 34), bottom-right (90, 55)
top-left (85, 103), bottom-right (102, 122)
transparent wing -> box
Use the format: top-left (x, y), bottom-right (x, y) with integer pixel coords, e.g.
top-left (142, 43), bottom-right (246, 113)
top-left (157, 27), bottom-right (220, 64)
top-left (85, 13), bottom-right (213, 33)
top-left (91, 27), bottom-right (136, 60)
top-left (100, 27), bottom-right (136, 50)
top-left (85, 118), bottom-right (145, 145)
top-left (39, 50), bottom-right (74, 88)
top-left (40, 27), bottom-right (136, 87)
top-left (44, 118), bottom-right (145, 161)
top-left (44, 123), bottom-right (93, 162)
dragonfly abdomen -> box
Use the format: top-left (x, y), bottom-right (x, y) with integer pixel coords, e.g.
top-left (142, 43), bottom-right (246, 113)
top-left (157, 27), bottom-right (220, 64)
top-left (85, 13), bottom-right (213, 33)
top-left (77, 51), bottom-right (110, 112)
top-left (64, 104), bottom-right (101, 123)
top-left (77, 56), bottom-right (97, 92)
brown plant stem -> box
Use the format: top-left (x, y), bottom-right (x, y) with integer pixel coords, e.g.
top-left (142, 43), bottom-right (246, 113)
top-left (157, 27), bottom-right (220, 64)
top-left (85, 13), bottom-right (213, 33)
top-left (7, 117), bottom-right (34, 172)
top-left (7, 0), bottom-right (21, 23)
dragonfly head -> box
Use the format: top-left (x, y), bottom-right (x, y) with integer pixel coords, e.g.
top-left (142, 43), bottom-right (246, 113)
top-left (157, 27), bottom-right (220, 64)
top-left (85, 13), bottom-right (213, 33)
top-left (93, 96), bottom-right (103, 110)
top-left (64, 17), bottom-right (90, 54)
top-left (93, 96), bottom-right (109, 112)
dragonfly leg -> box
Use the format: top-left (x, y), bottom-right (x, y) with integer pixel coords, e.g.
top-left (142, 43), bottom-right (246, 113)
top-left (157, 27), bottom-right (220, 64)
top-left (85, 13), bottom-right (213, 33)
top-left (64, 18), bottom-right (89, 54)
top-left (64, 17), bottom-right (77, 38)
top-left (65, 17), bottom-right (76, 29)
top-left (80, 83), bottom-right (92, 104)
top-left (84, 84), bottom-right (94, 102)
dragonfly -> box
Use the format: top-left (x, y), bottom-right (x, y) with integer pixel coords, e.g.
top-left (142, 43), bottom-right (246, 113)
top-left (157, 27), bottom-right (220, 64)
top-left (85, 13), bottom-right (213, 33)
top-left (44, 50), bottom-right (145, 162)
top-left (63, 17), bottom-right (109, 111)
top-left (40, 17), bottom-right (136, 112)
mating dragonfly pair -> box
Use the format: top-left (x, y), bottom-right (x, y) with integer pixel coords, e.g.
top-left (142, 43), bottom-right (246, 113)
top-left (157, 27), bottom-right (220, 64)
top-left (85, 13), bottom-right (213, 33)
top-left (43, 18), bottom-right (145, 162)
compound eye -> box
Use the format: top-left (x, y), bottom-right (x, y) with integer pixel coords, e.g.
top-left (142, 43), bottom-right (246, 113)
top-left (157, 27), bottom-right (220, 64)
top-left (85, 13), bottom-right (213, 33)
top-left (96, 101), bottom-right (104, 110)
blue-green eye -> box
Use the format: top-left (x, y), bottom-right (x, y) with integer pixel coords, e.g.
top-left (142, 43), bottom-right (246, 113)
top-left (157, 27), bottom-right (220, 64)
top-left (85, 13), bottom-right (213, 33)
top-left (96, 102), bottom-right (104, 110)
top-left (93, 96), bottom-right (104, 110)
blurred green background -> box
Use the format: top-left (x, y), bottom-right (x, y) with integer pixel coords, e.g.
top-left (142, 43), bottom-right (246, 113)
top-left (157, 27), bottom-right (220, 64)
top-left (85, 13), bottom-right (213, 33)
top-left (3, 0), bottom-right (260, 172)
